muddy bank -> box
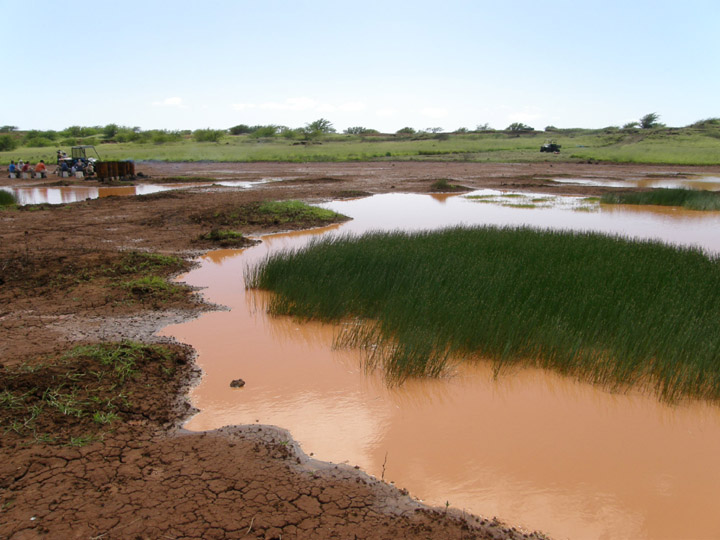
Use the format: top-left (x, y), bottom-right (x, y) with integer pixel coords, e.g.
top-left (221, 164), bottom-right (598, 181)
top-left (3, 161), bottom-right (718, 538)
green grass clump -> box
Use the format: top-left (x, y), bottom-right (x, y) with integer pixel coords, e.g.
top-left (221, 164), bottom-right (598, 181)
top-left (0, 190), bottom-right (17, 206)
top-left (601, 188), bottom-right (720, 211)
top-left (258, 200), bottom-right (341, 222)
top-left (247, 227), bottom-right (720, 401)
top-left (430, 179), bottom-right (467, 192)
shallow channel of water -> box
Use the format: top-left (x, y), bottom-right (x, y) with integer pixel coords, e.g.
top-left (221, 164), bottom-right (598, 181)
top-left (159, 193), bottom-right (720, 540)
top-left (1, 178), bottom-right (277, 205)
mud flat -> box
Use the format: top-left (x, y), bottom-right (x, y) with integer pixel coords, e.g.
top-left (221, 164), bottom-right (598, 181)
top-left (2, 161), bottom-right (720, 538)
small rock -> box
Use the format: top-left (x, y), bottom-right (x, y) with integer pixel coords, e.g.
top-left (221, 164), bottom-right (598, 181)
top-left (230, 378), bottom-right (245, 388)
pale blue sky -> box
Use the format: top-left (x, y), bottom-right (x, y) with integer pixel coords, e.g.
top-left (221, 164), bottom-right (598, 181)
top-left (4, 0), bottom-right (718, 132)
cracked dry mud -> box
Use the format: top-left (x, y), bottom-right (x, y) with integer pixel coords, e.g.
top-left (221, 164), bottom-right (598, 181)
top-left (3, 161), bottom-right (718, 539)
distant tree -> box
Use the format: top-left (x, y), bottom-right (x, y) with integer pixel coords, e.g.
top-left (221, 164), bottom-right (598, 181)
top-left (455, 127), bottom-right (469, 133)
top-left (0, 125), bottom-right (18, 133)
top-left (506, 122), bottom-right (534, 132)
top-left (193, 128), bottom-right (225, 142)
top-left (0, 134), bottom-right (18, 151)
top-left (396, 127), bottom-right (415, 135)
top-left (639, 113), bottom-right (660, 129)
top-left (280, 127), bottom-right (301, 139)
top-left (544, 125), bottom-right (558, 132)
top-left (103, 124), bottom-right (119, 138)
top-left (344, 126), bottom-right (376, 135)
top-left (229, 124), bottom-right (252, 135)
top-left (306, 118), bottom-right (336, 134)
top-left (476, 123), bottom-right (492, 132)
top-left (249, 125), bottom-right (279, 138)
top-left (426, 127), bottom-right (443, 134)
top-left (622, 121), bottom-right (639, 129)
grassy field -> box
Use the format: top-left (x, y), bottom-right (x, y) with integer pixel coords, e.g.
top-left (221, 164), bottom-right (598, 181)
top-left (247, 227), bottom-right (720, 402)
top-left (2, 124), bottom-right (720, 165)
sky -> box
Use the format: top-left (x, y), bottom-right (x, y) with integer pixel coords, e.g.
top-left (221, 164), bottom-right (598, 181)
top-left (3, 0), bottom-right (719, 133)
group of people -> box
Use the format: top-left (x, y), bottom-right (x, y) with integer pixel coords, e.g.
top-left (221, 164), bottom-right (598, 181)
top-left (58, 158), bottom-right (94, 176)
top-left (7, 159), bottom-right (47, 178)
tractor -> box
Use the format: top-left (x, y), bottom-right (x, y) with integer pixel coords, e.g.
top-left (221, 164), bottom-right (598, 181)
top-left (540, 140), bottom-right (561, 153)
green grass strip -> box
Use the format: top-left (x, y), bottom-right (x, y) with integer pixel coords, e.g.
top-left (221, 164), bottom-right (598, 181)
top-left (247, 227), bottom-right (720, 401)
top-left (601, 188), bottom-right (720, 211)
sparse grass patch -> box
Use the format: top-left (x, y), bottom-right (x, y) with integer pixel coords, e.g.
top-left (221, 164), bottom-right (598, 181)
top-left (600, 188), bottom-right (720, 211)
top-left (0, 342), bottom-right (188, 445)
top-left (430, 179), bottom-right (468, 192)
top-left (120, 275), bottom-right (185, 300)
top-left (197, 228), bottom-right (253, 247)
top-left (248, 227), bottom-right (720, 402)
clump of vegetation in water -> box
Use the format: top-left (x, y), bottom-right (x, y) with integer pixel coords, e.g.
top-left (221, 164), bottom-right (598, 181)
top-left (0, 190), bottom-right (17, 207)
top-left (601, 188), bottom-right (720, 211)
top-left (430, 179), bottom-right (467, 192)
top-left (247, 227), bottom-right (720, 402)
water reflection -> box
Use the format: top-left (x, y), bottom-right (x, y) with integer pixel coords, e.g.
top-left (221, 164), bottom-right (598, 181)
top-left (2, 177), bottom-right (278, 205)
top-left (159, 193), bottom-right (720, 540)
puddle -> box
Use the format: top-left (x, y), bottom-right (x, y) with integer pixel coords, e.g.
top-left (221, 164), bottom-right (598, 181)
top-left (159, 193), bottom-right (720, 540)
top-left (553, 175), bottom-right (720, 191)
top-left (1, 178), bottom-right (277, 205)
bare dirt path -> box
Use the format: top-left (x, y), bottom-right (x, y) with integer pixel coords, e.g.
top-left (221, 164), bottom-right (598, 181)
top-left (2, 161), bottom-right (718, 539)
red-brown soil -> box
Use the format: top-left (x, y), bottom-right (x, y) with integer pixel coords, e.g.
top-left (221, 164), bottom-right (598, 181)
top-left (2, 161), bottom-right (718, 539)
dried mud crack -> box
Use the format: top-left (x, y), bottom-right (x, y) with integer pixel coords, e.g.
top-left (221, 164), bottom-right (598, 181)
top-left (5, 161), bottom-right (717, 538)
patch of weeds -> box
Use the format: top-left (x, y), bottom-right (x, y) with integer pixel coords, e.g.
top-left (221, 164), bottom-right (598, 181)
top-left (582, 197), bottom-right (601, 203)
top-left (93, 411), bottom-right (119, 424)
top-left (1, 341), bottom-right (188, 445)
top-left (502, 203), bottom-right (537, 209)
top-left (120, 276), bottom-right (185, 300)
top-left (197, 228), bottom-right (252, 247)
top-left (258, 200), bottom-right (340, 222)
top-left (430, 179), bottom-right (467, 192)
top-left (191, 200), bottom-right (347, 229)
top-left (68, 434), bottom-right (97, 447)
top-left (109, 251), bottom-right (185, 276)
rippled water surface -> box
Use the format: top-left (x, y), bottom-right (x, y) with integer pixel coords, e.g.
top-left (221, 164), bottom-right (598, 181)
top-left (159, 192), bottom-right (720, 540)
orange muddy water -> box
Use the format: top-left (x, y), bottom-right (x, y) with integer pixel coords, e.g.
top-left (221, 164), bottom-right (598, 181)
top-left (160, 193), bottom-right (720, 540)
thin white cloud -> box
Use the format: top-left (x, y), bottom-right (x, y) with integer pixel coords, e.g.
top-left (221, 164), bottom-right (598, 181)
top-left (153, 97), bottom-right (186, 108)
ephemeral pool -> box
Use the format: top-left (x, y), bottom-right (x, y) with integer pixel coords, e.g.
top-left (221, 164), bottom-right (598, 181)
top-left (159, 192), bottom-right (720, 540)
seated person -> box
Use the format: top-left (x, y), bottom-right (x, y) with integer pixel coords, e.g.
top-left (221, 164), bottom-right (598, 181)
top-left (60, 161), bottom-right (70, 174)
top-left (34, 160), bottom-right (47, 178)
top-left (8, 160), bottom-right (18, 177)
top-left (21, 162), bottom-right (30, 174)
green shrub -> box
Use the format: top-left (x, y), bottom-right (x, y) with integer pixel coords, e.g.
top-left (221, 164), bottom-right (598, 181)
top-left (0, 135), bottom-right (18, 152)
top-left (193, 128), bottom-right (226, 142)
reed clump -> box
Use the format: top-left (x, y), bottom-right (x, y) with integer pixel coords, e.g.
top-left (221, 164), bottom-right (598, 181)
top-left (601, 188), bottom-right (720, 211)
top-left (0, 190), bottom-right (17, 207)
top-left (247, 227), bottom-right (720, 402)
